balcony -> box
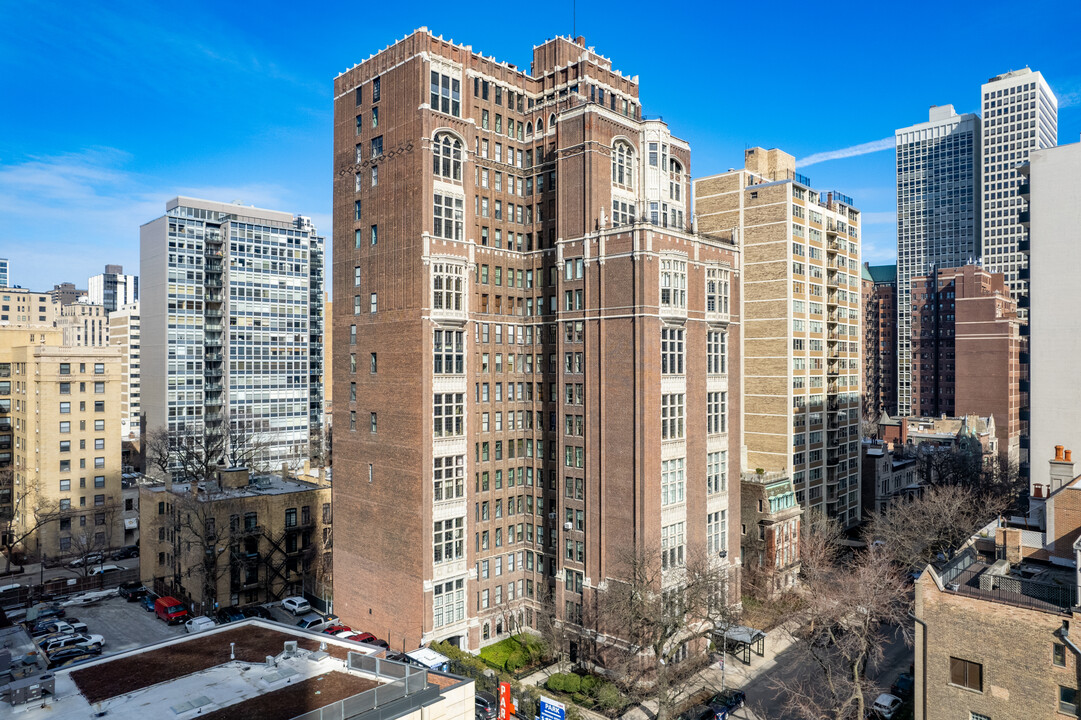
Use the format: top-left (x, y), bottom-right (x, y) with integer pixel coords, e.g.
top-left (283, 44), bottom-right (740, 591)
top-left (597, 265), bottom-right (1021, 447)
top-left (1020, 408), bottom-right (1031, 422)
top-left (1020, 378), bottom-right (1030, 393)
top-left (205, 278), bottom-right (223, 289)
top-left (1018, 295), bottom-right (1030, 309)
top-left (1018, 266), bottom-right (1030, 281)
top-left (204, 382), bottom-right (223, 393)
top-left (1018, 209), bottom-right (1030, 226)
top-left (1018, 237), bottom-right (1030, 253)
top-left (205, 309), bottom-right (223, 319)
top-left (1018, 180), bottom-right (1030, 197)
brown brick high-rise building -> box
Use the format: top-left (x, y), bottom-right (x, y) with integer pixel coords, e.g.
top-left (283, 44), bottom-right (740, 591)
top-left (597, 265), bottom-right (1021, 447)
top-left (332, 30), bottom-right (741, 651)
top-left (910, 264), bottom-right (1023, 463)
top-left (862, 264), bottom-right (897, 419)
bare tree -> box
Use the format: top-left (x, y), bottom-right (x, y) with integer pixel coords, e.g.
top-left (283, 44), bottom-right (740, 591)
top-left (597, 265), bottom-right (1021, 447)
top-left (145, 415), bottom-right (277, 484)
top-left (868, 484), bottom-right (999, 572)
top-left (597, 547), bottom-right (740, 720)
top-left (771, 520), bottom-right (912, 720)
top-left (0, 468), bottom-right (66, 571)
top-left (66, 500), bottom-right (124, 576)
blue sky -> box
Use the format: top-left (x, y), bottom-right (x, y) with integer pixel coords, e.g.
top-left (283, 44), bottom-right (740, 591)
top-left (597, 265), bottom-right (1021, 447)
top-left (2, 0), bottom-right (1079, 290)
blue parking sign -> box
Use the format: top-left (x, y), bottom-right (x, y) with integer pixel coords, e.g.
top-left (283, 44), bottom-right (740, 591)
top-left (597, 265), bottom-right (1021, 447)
top-left (539, 696), bottom-right (566, 720)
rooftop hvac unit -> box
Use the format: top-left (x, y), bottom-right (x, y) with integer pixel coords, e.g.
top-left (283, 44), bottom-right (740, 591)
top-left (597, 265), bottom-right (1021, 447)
top-left (283, 641), bottom-right (298, 655)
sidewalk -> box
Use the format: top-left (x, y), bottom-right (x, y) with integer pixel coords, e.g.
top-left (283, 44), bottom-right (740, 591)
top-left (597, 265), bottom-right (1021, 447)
top-left (515, 622), bottom-right (802, 720)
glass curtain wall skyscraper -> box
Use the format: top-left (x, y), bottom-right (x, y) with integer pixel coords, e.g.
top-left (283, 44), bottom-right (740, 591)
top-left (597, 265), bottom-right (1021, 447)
top-left (140, 197), bottom-right (325, 470)
top-left (980, 69), bottom-right (1057, 318)
top-left (895, 105), bottom-right (980, 416)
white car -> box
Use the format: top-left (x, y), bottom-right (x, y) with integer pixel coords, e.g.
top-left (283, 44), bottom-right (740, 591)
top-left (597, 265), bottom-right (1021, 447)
top-left (872, 693), bottom-right (902, 719)
top-left (281, 596), bottom-right (311, 615)
top-left (185, 616), bottom-right (217, 634)
top-left (89, 564), bottom-right (124, 576)
top-left (41, 633), bottom-right (105, 655)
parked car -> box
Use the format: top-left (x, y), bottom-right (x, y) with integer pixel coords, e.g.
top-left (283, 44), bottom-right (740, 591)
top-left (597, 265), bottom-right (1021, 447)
top-left (323, 625), bottom-right (352, 635)
top-left (369, 637), bottom-right (390, 650)
top-left (0, 583), bottom-right (22, 594)
top-left (241, 605), bottom-right (273, 620)
top-left (295, 613), bottom-right (332, 631)
top-left (27, 604), bottom-right (66, 621)
top-left (281, 596), bottom-right (311, 615)
top-left (475, 691), bottom-right (498, 720)
top-left (185, 616), bottom-right (218, 634)
top-left (871, 693), bottom-right (903, 719)
top-left (154, 596), bottom-right (189, 625)
top-left (41, 633), bottom-right (105, 655)
top-left (705, 689), bottom-right (746, 713)
top-left (891, 672), bottom-right (914, 699)
top-left (48, 647), bottom-right (101, 668)
top-left (89, 564), bottom-right (124, 576)
top-left (345, 632), bottom-right (376, 644)
top-left (68, 553), bottom-right (105, 568)
top-left (118, 582), bottom-right (148, 601)
top-left (30, 619), bottom-right (88, 637)
top-left (142, 591), bottom-right (160, 612)
top-left (216, 606), bottom-right (246, 624)
top-left (111, 545), bottom-right (140, 560)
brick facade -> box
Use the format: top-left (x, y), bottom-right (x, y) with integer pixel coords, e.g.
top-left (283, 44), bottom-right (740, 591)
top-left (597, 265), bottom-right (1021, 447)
top-left (332, 31), bottom-right (741, 651)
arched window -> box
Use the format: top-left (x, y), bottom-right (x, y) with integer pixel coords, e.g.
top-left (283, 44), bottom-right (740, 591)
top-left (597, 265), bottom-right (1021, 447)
top-left (669, 159), bottom-right (683, 202)
top-left (526, 122), bottom-right (533, 136)
top-left (433, 132), bottom-right (463, 182)
top-left (549, 113), bottom-right (556, 129)
top-left (536, 118), bottom-right (544, 134)
top-left (612, 141), bottom-right (633, 189)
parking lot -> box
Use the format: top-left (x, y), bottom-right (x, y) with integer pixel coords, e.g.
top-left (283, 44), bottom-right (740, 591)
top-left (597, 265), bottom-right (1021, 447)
top-left (56, 592), bottom-right (185, 654)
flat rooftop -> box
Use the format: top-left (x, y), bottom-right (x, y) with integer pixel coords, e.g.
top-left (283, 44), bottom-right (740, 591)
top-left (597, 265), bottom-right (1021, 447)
top-left (12, 620), bottom-right (468, 720)
top-left (144, 473), bottom-right (325, 499)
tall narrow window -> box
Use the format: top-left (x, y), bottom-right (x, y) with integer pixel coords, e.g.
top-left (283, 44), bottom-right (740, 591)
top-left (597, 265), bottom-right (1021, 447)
top-left (611, 141), bottom-right (634, 188)
top-left (433, 133), bottom-right (463, 181)
top-left (433, 194), bottom-right (464, 240)
top-left (661, 327), bottom-right (684, 375)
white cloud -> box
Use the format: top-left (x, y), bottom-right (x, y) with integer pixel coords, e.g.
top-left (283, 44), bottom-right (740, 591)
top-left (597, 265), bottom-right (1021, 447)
top-left (797, 136), bottom-right (895, 167)
top-left (0, 149), bottom-right (324, 290)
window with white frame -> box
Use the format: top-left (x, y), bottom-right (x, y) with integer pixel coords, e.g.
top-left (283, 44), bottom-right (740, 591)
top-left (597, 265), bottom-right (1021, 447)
top-left (433, 133), bottom-right (463, 181)
top-left (661, 327), bottom-right (684, 375)
top-left (434, 392), bottom-right (464, 437)
top-left (660, 258), bottom-right (687, 310)
top-left (707, 392), bottom-right (726, 434)
top-left (661, 522), bottom-right (685, 570)
top-left (611, 141), bottom-right (634, 189)
top-left (433, 517), bottom-right (464, 563)
top-left (434, 329), bottom-right (464, 374)
top-left (434, 455), bottom-right (464, 501)
top-left (612, 199), bottom-right (635, 227)
top-left (661, 458), bottom-right (685, 506)
top-left (707, 450), bottom-right (727, 494)
top-left (707, 330), bottom-right (726, 375)
top-left (430, 70), bottom-right (461, 117)
top-left (433, 578), bottom-right (465, 628)
top-left (432, 262), bottom-right (464, 312)
top-left (434, 194), bottom-right (464, 240)
top-left (707, 510), bottom-right (727, 555)
top-left (661, 394), bottom-right (684, 440)
top-left (706, 267), bottom-right (730, 315)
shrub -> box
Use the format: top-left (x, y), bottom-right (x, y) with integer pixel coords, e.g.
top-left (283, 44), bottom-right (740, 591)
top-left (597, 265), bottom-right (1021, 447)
top-left (546, 673), bottom-right (567, 692)
top-left (594, 683), bottom-right (623, 711)
top-left (505, 651), bottom-right (527, 672)
top-left (580, 675), bottom-right (599, 693)
top-left (562, 674), bottom-right (581, 694)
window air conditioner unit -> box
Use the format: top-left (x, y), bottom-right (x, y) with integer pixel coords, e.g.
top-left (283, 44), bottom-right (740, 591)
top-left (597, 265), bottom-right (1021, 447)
top-left (564, 522), bottom-right (573, 531)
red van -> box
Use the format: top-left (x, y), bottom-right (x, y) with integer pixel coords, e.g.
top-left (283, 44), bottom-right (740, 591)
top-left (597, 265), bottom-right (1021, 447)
top-left (154, 596), bottom-right (188, 624)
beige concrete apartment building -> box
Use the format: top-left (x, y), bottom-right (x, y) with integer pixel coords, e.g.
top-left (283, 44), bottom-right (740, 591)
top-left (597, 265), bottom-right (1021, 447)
top-left (696, 148), bottom-right (862, 527)
top-left (108, 302), bottom-right (141, 442)
top-left (57, 300), bottom-right (109, 347)
top-left (0, 288), bottom-right (59, 328)
top-left (0, 327), bottom-right (124, 560)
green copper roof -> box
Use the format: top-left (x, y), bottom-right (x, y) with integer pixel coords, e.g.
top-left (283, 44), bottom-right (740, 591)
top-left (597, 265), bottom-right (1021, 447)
top-left (866, 264), bottom-right (897, 284)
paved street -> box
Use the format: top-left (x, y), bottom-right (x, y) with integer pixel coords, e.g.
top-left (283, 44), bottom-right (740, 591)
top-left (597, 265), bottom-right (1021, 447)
top-left (0, 555), bottom-right (140, 585)
top-left (731, 623), bottom-right (911, 719)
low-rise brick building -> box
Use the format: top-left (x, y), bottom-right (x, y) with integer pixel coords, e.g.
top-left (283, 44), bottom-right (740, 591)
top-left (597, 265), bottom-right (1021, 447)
top-left (139, 466), bottom-right (332, 614)
top-left (739, 470), bottom-right (801, 598)
top-left (915, 445), bottom-right (1081, 719)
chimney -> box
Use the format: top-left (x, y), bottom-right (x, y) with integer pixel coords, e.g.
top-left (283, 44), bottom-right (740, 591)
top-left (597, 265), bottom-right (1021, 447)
top-left (1049, 446), bottom-right (1076, 493)
top-left (996, 526), bottom-right (1024, 565)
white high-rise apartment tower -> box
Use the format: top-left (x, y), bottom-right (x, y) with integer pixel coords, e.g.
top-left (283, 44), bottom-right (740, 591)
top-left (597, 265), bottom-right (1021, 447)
top-left (895, 105), bottom-right (981, 415)
top-left (109, 302), bottom-right (142, 441)
top-left (140, 197), bottom-right (326, 470)
top-left (88, 265), bottom-right (139, 313)
top-left (980, 69), bottom-right (1057, 316)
